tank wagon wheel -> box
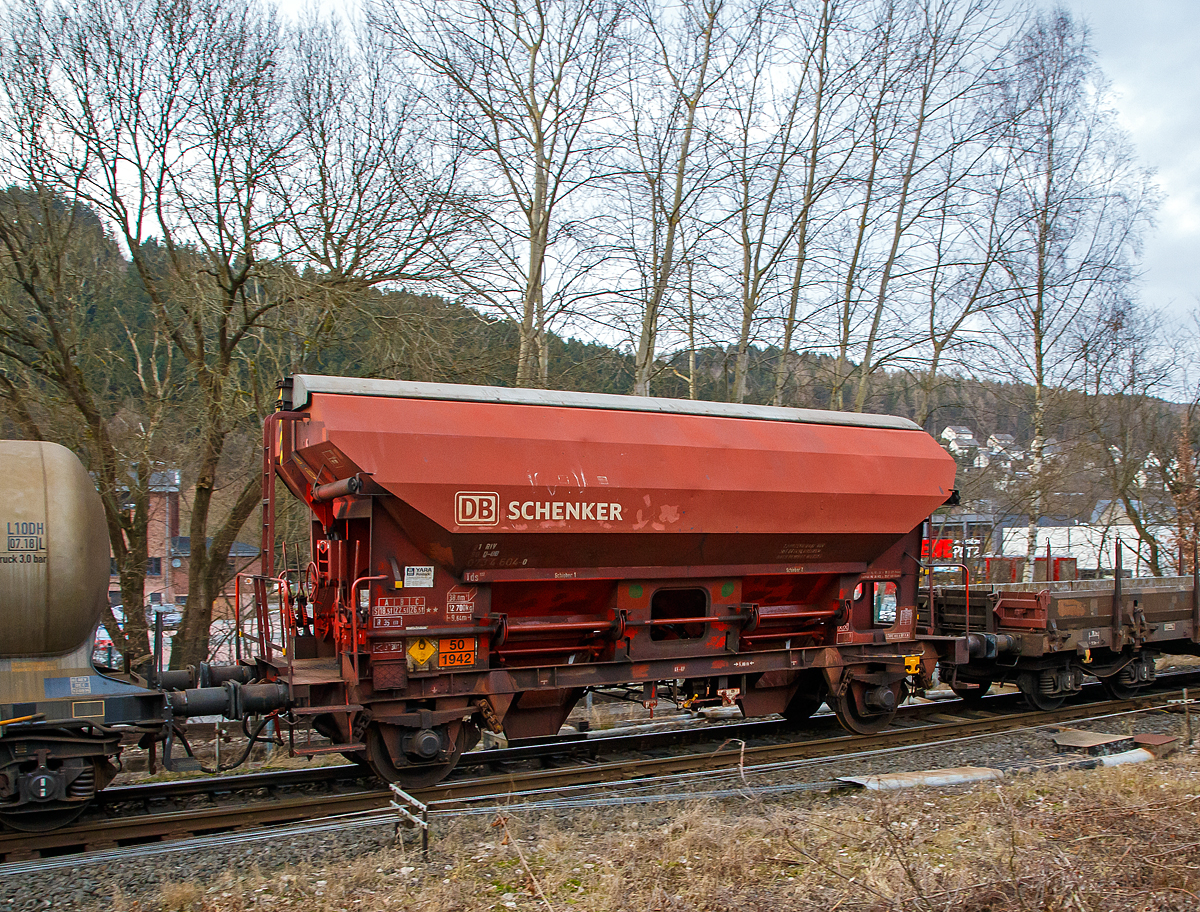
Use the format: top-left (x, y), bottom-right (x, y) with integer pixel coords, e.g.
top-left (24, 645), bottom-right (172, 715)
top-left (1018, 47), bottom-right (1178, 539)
top-left (832, 681), bottom-right (904, 735)
top-left (1017, 672), bottom-right (1065, 711)
top-left (0, 801), bottom-right (88, 833)
top-left (365, 722), bottom-right (473, 789)
top-left (950, 679), bottom-right (992, 703)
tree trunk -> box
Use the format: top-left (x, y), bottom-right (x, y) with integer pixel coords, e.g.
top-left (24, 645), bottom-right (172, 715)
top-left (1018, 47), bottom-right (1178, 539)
top-left (1022, 389), bottom-right (1045, 582)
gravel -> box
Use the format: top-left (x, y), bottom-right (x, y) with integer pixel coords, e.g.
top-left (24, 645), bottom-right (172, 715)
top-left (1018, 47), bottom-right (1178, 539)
top-left (1, 697), bottom-right (1193, 911)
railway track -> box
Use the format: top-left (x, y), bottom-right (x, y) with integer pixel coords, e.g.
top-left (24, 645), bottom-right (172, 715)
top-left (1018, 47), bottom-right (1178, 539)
top-left (2, 675), bottom-right (1196, 867)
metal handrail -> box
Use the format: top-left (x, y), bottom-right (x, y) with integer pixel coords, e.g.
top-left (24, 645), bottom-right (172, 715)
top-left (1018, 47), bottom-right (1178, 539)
top-left (913, 557), bottom-right (972, 633)
top-left (348, 572), bottom-right (385, 681)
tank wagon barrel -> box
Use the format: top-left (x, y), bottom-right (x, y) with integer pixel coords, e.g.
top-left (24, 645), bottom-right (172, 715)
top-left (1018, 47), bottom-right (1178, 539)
top-left (0, 442), bottom-right (287, 831)
top-left (249, 374), bottom-right (962, 786)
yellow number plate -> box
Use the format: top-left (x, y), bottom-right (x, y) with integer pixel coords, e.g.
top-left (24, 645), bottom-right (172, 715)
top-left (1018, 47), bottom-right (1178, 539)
top-left (438, 637), bottom-right (476, 668)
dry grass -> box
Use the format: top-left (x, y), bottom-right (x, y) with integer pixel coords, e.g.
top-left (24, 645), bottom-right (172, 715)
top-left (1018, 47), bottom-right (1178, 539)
top-left (158, 881), bottom-right (207, 911)
top-left (109, 753), bottom-right (1200, 911)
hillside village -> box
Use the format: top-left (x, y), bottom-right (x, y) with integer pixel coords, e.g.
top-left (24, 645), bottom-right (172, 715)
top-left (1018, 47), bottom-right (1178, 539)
top-left (933, 423), bottom-right (1186, 580)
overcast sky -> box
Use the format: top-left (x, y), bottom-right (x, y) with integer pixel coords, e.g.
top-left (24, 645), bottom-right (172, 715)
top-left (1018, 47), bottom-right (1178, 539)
top-left (1062, 1), bottom-right (1199, 319)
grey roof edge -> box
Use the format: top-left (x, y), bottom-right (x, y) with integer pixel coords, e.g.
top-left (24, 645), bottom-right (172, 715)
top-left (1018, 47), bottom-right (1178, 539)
top-left (289, 375), bottom-right (922, 432)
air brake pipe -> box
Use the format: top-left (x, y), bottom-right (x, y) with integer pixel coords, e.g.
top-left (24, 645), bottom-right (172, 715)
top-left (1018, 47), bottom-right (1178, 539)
top-left (746, 608), bottom-right (840, 622)
top-left (496, 645), bottom-right (606, 657)
top-left (740, 635), bottom-right (822, 647)
top-left (155, 659), bottom-right (252, 690)
top-left (377, 624), bottom-right (498, 640)
top-left (740, 630), bottom-right (826, 643)
top-left (376, 609), bottom-right (757, 646)
top-left (157, 668), bottom-right (197, 691)
top-left (498, 609), bottom-right (754, 640)
top-left (203, 663), bottom-right (255, 686)
top-left (626, 613), bottom-right (752, 627)
top-left (503, 620), bottom-right (623, 635)
top-left (167, 681), bottom-right (289, 720)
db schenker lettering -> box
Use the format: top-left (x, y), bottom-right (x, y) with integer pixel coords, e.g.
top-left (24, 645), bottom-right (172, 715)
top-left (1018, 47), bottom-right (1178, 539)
top-left (507, 501), bottom-right (623, 522)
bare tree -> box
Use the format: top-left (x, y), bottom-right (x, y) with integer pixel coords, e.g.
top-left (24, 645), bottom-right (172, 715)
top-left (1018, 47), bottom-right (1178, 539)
top-left (1166, 317), bottom-right (1200, 575)
top-left (769, 0), bottom-right (858, 406)
top-left (614, 0), bottom-right (757, 396)
top-left (0, 187), bottom-right (166, 667)
top-left (804, 0), bottom-right (1006, 412)
top-left (279, 15), bottom-right (475, 299)
top-left (1169, 416), bottom-right (1198, 576)
top-left (1, 0), bottom-right (461, 664)
top-left (1076, 300), bottom-right (1175, 575)
top-left (374, 0), bottom-right (626, 388)
top-left (988, 8), bottom-right (1157, 580)
top-left (722, 4), bottom-right (817, 403)
top-left (910, 138), bottom-right (1012, 427)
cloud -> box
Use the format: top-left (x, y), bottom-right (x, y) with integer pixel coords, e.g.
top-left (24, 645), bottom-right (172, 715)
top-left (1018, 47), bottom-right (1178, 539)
top-left (1071, 0), bottom-right (1200, 311)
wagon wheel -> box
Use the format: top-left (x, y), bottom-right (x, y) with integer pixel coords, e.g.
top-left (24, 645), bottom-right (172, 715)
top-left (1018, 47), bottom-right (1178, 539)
top-left (0, 801), bottom-right (88, 832)
top-left (308, 712), bottom-right (370, 767)
top-left (831, 681), bottom-right (903, 735)
top-left (781, 690), bottom-right (825, 725)
top-left (365, 722), bottom-right (470, 790)
top-left (950, 679), bottom-right (992, 703)
top-left (1099, 673), bottom-right (1142, 701)
top-left (1017, 672), bottom-right (1065, 711)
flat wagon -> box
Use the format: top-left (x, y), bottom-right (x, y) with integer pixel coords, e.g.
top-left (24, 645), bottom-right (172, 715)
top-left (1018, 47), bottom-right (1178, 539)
top-left (929, 569), bottom-right (1200, 708)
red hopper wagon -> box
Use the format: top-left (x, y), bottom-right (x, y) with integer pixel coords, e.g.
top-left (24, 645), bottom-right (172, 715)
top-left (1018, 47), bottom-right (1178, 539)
top-left (250, 375), bottom-right (959, 786)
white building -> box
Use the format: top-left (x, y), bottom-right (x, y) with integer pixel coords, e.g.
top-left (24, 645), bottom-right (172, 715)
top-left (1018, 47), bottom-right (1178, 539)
top-left (940, 425), bottom-right (980, 457)
top-left (975, 433), bottom-right (1024, 470)
top-left (998, 517), bottom-right (1177, 576)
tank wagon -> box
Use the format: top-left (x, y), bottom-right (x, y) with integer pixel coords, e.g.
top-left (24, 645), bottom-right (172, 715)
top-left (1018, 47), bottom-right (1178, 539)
top-left (253, 375), bottom-right (961, 787)
top-left (0, 441), bottom-right (286, 831)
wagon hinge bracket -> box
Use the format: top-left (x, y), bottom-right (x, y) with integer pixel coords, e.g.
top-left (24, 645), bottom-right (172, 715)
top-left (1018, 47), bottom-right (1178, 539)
top-left (474, 698), bottom-right (504, 734)
top-left (1132, 606), bottom-right (1156, 643)
top-left (1046, 620), bottom-right (1070, 648)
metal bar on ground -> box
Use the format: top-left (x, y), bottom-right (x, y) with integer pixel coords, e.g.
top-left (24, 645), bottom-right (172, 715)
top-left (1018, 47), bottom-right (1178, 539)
top-left (389, 783), bottom-right (430, 859)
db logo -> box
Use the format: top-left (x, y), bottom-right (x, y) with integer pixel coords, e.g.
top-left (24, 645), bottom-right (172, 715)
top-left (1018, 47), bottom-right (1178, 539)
top-left (455, 492), bottom-right (499, 526)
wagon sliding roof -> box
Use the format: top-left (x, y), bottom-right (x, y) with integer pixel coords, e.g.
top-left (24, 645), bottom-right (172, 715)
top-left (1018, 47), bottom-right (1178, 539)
top-left (289, 375), bottom-right (921, 432)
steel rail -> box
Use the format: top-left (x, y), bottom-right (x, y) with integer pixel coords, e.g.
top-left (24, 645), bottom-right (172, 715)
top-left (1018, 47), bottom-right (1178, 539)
top-left (2, 678), bottom-right (1193, 866)
top-left (143, 665), bottom-right (1200, 803)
